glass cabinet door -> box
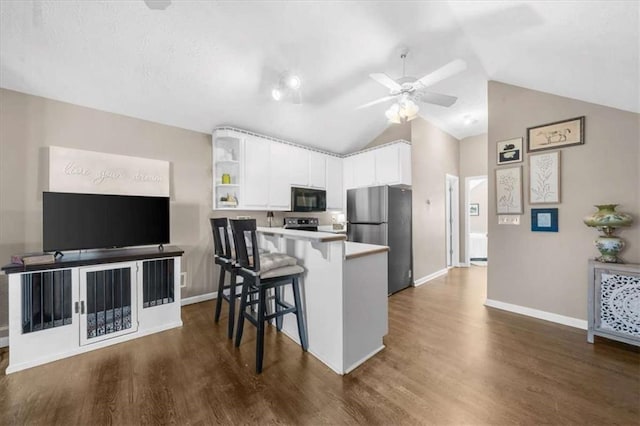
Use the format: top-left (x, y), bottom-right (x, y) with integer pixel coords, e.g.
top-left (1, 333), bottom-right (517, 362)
top-left (79, 262), bottom-right (138, 346)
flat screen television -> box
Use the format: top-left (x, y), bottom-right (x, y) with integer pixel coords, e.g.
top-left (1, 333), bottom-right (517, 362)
top-left (43, 192), bottom-right (170, 252)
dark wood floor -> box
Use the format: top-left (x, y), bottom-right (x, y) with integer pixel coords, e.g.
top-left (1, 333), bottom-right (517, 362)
top-left (1, 266), bottom-right (638, 425)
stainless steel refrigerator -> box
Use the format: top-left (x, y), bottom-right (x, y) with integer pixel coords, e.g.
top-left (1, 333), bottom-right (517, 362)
top-left (347, 185), bottom-right (412, 294)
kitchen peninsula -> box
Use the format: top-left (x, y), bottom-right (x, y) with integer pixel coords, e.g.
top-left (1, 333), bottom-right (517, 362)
top-left (256, 227), bottom-right (388, 374)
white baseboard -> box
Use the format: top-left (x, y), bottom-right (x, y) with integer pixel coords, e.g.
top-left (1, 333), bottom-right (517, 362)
top-left (344, 345), bottom-right (385, 375)
top-left (181, 292), bottom-right (217, 306)
top-left (484, 299), bottom-right (588, 330)
top-left (414, 268), bottom-right (449, 287)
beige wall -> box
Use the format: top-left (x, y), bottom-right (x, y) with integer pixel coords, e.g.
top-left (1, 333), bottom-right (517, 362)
top-left (365, 122), bottom-right (411, 148)
top-left (459, 134), bottom-right (488, 262)
top-left (410, 118), bottom-right (460, 279)
top-left (0, 89), bottom-right (333, 337)
top-left (487, 81), bottom-right (639, 320)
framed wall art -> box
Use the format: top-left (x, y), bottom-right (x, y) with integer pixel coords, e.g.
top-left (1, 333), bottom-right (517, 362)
top-left (527, 116), bottom-right (584, 152)
top-left (531, 208), bottom-right (558, 232)
top-left (495, 166), bottom-right (523, 214)
top-left (469, 203), bottom-right (479, 216)
top-left (496, 137), bottom-right (523, 165)
top-left (529, 150), bottom-right (561, 204)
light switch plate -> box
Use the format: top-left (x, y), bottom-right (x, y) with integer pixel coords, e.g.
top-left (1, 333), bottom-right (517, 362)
top-left (498, 215), bottom-right (520, 225)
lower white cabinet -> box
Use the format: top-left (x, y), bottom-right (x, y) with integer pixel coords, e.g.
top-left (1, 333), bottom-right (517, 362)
top-left (4, 248), bottom-right (183, 374)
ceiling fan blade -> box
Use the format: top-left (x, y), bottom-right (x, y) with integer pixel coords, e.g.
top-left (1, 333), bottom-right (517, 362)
top-left (415, 59), bottom-right (467, 89)
top-left (369, 73), bottom-right (402, 91)
top-left (415, 91), bottom-right (458, 107)
top-left (356, 95), bottom-right (397, 110)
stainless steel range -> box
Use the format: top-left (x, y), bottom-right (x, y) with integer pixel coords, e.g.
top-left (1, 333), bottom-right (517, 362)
top-left (283, 217), bottom-right (319, 231)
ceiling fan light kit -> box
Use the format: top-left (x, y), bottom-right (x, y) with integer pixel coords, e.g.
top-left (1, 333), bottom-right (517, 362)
top-left (360, 50), bottom-right (467, 123)
top-left (271, 72), bottom-right (302, 102)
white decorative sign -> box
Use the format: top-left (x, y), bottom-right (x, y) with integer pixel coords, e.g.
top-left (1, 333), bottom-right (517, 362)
top-left (48, 146), bottom-right (170, 196)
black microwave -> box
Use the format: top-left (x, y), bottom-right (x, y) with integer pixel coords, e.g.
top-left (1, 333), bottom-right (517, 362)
top-left (291, 187), bottom-right (326, 212)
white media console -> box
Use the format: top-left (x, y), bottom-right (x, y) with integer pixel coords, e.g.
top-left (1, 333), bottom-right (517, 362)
top-left (2, 246), bottom-right (183, 374)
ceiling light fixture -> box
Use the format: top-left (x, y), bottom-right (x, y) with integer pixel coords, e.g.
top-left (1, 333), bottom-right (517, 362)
top-left (385, 96), bottom-right (419, 124)
top-left (271, 71), bottom-right (302, 103)
top-left (463, 114), bottom-right (478, 126)
top-left (271, 87), bottom-right (283, 101)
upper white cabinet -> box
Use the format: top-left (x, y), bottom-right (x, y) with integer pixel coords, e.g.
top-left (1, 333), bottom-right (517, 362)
top-left (268, 141), bottom-right (291, 210)
top-left (289, 146), bottom-right (309, 187)
top-left (308, 152), bottom-right (327, 189)
top-left (243, 136), bottom-right (271, 209)
top-left (344, 142), bottom-right (411, 189)
top-left (213, 129), bottom-right (342, 211)
top-left (353, 150), bottom-right (376, 189)
top-left (326, 156), bottom-right (343, 210)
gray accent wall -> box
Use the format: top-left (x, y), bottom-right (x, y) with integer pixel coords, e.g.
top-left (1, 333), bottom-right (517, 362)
top-left (487, 81), bottom-right (639, 321)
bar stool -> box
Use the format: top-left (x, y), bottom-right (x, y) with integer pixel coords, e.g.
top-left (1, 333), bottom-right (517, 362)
top-left (229, 218), bottom-right (308, 373)
top-left (210, 218), bottom-right (241, 339)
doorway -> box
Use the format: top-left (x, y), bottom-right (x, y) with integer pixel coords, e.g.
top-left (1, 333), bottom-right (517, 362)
top-left (445, 174), bottom-right (460, 268)
top-left (465, 176), bottom-right (488, 266)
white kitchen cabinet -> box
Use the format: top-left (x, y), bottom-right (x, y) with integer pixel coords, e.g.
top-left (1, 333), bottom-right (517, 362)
top-left (269, 141), bottom-right (291, 210)
top-left (326, 155), bottom-right (343, 210)
top-left (344, 142), bottom-right (411, 189)
top-left (289, 146), bottom-right (309, 187)
top-left (343, 156), bottom-right (355, 190)
top-left (243, 136), bottom-right (270, 209)
top-left (308, 152), bottom-right (327, 189)
top-left (353, 150), bottom-right (376, 188)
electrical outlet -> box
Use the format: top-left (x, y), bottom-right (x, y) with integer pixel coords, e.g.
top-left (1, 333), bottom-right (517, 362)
top-left (498, 215), bottom-right (520, 225)
top-left (180, 272), bottom-right (188, 288)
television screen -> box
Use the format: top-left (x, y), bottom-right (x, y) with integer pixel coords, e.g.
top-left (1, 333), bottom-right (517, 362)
top-left (43, 192), bottom-right (170, 252)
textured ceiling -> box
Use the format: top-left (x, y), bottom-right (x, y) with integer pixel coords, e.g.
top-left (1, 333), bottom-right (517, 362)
top-left (1, 1), bottom-right (638, 154)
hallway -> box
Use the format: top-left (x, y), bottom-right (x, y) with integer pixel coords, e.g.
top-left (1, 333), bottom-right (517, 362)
top-left (1, 266), bottom-right (638, 424)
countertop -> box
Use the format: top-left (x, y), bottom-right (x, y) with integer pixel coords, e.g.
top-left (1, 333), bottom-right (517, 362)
top-left (317, 225), bottom-right (347, 234)
top-left (344, 241), bottom-right (389, 260)
top-left (257, 227), bottom-right (346, 242)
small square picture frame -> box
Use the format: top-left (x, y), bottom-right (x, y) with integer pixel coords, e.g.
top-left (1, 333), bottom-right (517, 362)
top-left (469, 203), bottom-right (479, 216)
top-left (531, 208), bottom-right (558, 232)
top-left (496, 137), bottom-right (523, 165)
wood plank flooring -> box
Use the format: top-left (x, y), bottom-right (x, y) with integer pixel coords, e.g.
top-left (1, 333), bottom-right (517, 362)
top-left (1, 266), bottom-right (638, 424)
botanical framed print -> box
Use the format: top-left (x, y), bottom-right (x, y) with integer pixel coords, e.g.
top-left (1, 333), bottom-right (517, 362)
top-left (469, 203), bottom-right (479, 216)
top-left (531, 208), bottom-right (558, 232)
top-left (496, 137), bottom-right (523, 165)
top-left (495, 166), bottom-right (523, 214)
top-left (529, 150), bottom-right (561, 204)
top-left (527, 116), bottom-right (584, 152)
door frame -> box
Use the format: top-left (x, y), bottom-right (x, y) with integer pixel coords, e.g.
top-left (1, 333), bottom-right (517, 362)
top-left (445, 174), bottom-right (460, 268)
top-left (464, 175), bottom-right (488, 266)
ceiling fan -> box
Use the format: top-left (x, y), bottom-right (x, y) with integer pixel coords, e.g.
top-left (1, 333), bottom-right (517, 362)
top-left (359, 51), bottom-right (467, 122)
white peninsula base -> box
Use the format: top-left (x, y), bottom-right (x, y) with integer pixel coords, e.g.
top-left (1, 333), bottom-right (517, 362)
top-left (257, 228), bottom-right (388, 374)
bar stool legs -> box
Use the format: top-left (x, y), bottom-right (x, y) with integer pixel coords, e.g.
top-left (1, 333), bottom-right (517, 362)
top-left (291, 277), bottom-right (309, 351)
top-left (214, 265), bottom-right (225, 323)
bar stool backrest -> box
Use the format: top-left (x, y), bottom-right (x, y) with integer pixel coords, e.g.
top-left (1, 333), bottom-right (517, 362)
top-left (210, 218), bottom-right (232, 260)
top-left (229, 219), bottom-right (261, 272)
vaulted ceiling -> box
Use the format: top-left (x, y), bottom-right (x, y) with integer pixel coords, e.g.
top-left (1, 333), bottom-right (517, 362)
top-left (1, 1), bottom-right (638, 154)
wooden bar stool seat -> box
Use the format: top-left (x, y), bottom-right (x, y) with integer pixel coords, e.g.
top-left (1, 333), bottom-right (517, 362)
top-left (229, 218), bottom-right (308, 374)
